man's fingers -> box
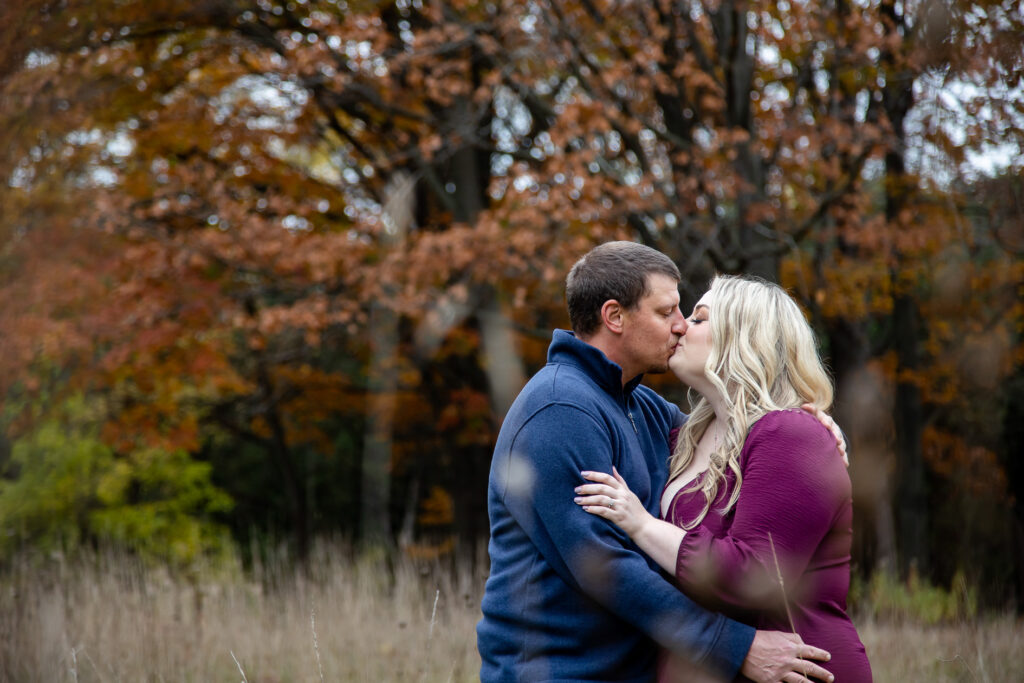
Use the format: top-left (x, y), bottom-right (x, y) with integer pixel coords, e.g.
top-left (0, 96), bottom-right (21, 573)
top-left (798, 648), bottom-right (834, 679)
top-left (801, 662), bottom-right (834, 682)
top-left (779, 660), bottom-right (833, 683)
top-left (786, 638), bottom-right (833, 682)
top-left (793, 648), bottom-right (834, 683)
top-left (800, 644), bottom-right (830, 662)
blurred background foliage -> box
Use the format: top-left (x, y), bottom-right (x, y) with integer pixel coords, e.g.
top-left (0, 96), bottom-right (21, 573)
top-left (0, 0), bottom-right (1022, 610)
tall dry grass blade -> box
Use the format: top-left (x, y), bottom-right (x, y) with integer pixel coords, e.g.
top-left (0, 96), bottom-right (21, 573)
top-left (230, 650), bottom-right (248, 683)
top-left (938, 655), bottom-right (978, 682)
top-left (429, 589), bottom-right (440, 640)
top-left (768, 532), bottom-right (800, 638)
top-left (78, 647), bottom-right (108, 683)
top-left (769, 532), bottom-right (812, 675)
top-left (311, 608), bottom-right (325, 683)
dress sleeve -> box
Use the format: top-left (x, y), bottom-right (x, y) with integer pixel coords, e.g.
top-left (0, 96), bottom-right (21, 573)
top-left (669, 426), bottom-right (682, 452)
top-left (674, 410), bottom-right (848, 617)
top-left (504, 402), bottom-right (754, 677)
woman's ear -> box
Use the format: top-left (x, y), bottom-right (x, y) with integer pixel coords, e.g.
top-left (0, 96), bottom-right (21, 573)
top-left (600, 299), bottom-right (625, 334)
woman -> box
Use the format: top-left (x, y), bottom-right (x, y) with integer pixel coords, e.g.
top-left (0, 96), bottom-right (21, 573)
top-left (574, 275), bottom-right (872, 682)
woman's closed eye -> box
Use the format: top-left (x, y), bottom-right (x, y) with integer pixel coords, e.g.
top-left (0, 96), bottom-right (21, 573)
top-left (689, 317), bottom-right (707, 325)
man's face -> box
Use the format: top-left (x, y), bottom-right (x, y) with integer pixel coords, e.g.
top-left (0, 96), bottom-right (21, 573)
top-left (619, 273), bottom-right (687, 379)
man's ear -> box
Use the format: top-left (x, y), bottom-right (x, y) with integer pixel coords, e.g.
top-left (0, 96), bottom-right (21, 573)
top-left (600, 299), bottom-right (625, 334)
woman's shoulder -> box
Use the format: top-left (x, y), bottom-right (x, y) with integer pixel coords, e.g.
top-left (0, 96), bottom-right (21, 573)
top-left (750, 408), bottom-right (831, 435)
top-left (744, 409), bottom-right (837, 460)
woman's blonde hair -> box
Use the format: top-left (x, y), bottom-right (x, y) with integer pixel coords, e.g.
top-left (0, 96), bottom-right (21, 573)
top-left (669, 274), bottom-right (834, 528)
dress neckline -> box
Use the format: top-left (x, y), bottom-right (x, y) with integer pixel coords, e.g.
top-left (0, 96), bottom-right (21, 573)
top-left (661, 466), bottom-right (709, 523)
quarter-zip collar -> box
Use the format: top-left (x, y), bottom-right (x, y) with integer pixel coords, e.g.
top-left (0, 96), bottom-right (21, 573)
top-left (547, 329), bottom-right (645, 399)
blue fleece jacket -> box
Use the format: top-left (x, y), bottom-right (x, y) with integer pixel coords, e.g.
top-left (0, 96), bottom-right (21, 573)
top-left (477, 330), bottom-right (754, 682)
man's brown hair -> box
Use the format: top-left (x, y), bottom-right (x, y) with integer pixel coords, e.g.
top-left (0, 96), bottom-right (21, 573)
top-left (566, 241), bottom-right (680, 337)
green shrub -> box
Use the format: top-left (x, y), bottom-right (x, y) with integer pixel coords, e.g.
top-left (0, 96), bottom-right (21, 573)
top-left (0, 396), bottom-right (232, 567)
top-left (850, 568), bottom-right (977, 624)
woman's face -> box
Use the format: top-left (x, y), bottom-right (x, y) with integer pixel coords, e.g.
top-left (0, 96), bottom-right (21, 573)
top-left (669, 290), bottom-right (713, 384)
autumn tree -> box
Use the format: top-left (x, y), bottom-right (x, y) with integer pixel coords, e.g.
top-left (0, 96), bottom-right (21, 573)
top-left (1, 0), bottom-right (1022, 600)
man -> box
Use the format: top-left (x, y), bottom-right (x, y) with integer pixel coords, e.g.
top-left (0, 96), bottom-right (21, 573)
top-left (477, 241), bottom-right (836, 682)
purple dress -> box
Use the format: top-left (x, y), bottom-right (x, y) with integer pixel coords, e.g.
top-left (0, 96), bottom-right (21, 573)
top-left (663, 410), bottom-right (872, 682)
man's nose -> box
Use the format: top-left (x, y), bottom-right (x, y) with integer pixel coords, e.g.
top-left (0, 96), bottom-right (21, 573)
top-left (673, 311), bottom-right (688, 335)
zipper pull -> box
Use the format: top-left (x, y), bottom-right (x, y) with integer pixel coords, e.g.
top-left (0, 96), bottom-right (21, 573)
top-left (628, 411), bottom-right (638, 434)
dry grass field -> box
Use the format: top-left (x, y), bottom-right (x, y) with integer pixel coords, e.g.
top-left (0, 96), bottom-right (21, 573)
top-left (856, 618), bottom-right (1024, 682)
top-left (2, 545), bottom-right (1021, 682)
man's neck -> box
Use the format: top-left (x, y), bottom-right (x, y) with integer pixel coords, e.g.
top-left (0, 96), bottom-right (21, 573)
top-left (577, 331), bottom-right (636, 386)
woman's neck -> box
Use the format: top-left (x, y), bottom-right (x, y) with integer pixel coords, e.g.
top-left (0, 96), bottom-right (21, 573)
top-left (698, 387), bottom-right (729, 427)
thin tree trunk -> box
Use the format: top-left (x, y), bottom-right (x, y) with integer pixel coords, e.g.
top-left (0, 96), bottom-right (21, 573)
top-left (878, 0), bottom-right (927, 578)
top-left (892, 291), bottom-right (928, 574)
top-left (360, 173), bottom-right (415, 548)
top-left (478, 300), bottom-right (526, 419)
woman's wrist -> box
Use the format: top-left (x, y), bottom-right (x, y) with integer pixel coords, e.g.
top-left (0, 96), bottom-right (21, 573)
top-left (628, 512), bottom-right (659, 546)
top-left (631, 515), bottom-right (686, 575)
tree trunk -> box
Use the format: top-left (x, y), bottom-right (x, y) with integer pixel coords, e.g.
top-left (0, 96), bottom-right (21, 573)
top-left (826, 317), bottom-right (899, 573)
top-left (361, 302), bottom-right (399, 547)
top-left (360, 173), bottom-right (415, 548)
top-left (878, 0), bottom-right (926, 578)
top-left (892, 291), bottom-right (928, 575)
top-left (715, 1), bottom-right (776, 280)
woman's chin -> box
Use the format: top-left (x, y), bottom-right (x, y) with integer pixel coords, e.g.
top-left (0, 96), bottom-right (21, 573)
top-left (668, 363), bottom-right (693, 384)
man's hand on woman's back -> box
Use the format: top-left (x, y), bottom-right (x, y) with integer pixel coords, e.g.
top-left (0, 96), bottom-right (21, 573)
top-left (741, 630), bottom-right (833, 683)
top-left (800, 404), bottom-right (849, 467)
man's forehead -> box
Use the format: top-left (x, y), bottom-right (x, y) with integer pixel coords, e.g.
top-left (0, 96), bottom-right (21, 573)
top-left (643, 273), bottom-right (681, 302)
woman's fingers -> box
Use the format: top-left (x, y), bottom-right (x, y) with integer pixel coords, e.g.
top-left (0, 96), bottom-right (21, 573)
top-left (576, 471), bottom-right (630, 519)
top-left (580, 505), bottom-right (616, 518)
top-left (574, 483), bottom-right (615, 497)
top-left (580, 470), bottom-right (617, 485)
top-left (575, 494), bottom-right (617, 509)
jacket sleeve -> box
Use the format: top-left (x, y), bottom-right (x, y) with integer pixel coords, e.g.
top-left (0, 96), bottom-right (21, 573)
top-left (501, 402), bottom-right (754, 678)
top-left (675, 411), bottom-right (848, 616)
